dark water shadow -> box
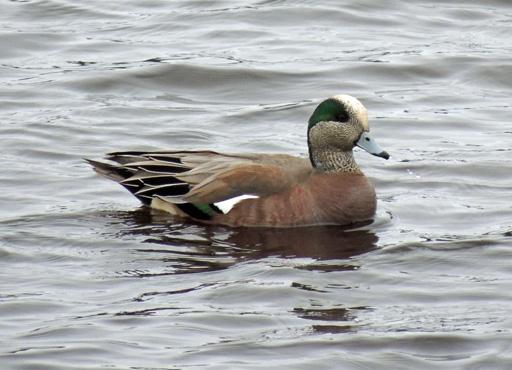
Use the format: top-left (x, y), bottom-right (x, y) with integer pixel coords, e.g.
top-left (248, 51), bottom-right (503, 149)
top-left (99, 208), bottom-right (380, 331)
top-left (104, 207), bottom-right (379, 275)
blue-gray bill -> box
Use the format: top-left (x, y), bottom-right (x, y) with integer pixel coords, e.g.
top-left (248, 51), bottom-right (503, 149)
top-left (356, 132), bottom-right (390, 160)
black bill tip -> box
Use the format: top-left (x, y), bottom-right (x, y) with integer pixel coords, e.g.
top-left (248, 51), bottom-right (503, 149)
top-left (375, 151), bottom-right (390, 160)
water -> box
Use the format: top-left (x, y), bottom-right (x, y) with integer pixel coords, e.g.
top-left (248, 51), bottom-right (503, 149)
top-left (1, 1), bottom-right (512, 369)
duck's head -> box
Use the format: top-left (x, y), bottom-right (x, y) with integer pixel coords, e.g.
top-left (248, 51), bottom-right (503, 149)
top-left (307, 95), bottom-right (389, 168)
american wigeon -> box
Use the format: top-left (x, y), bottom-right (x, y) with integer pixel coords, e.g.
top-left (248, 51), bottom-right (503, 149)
top-left (87, 94), bottom-right (389, 227)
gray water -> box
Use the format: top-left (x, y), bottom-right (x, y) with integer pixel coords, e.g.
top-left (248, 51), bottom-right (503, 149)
top-left (1, 1), bottom-right (512, 369)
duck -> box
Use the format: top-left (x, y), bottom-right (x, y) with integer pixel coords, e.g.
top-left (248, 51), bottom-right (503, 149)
top-left (86, 94), bottom-right (389, 228)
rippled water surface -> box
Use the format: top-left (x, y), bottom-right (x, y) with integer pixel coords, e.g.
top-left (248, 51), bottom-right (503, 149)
top-left (1, 1), bottom-right (512, 369)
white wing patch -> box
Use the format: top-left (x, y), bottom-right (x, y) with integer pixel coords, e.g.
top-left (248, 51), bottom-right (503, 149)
top-left (214, 194), bottom-right (259, 214)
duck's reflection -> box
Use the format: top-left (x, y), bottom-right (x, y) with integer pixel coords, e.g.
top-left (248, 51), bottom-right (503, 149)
top-left (103, 208), bottom-right (379, 331)
top-left (225, 223), bottom-right (378, 260)
top-left (109, 208), bottom-right (379, 274)
top-left (294, 307), bottom-right (370, 334)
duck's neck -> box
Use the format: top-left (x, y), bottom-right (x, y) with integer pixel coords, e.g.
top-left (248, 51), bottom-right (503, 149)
top-left (310, 149), bottom-right (361, 174)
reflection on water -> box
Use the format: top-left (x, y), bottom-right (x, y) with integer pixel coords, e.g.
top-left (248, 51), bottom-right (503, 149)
top-left (99, 208), bottom-right (380, 331)
top-left (108, 207), bottom-right (379, 275)
top-left (295, 306), bottom-right (370, 334)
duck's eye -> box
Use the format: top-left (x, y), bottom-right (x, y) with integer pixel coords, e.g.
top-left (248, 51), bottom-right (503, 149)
top-left (337, 111), bottom-right (349, 122)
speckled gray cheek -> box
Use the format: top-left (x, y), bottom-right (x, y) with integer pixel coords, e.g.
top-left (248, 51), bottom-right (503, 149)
top-left (308, 122), bottom-right (362, 173)
top-left (309, 122), bottom-right (360, 150)
top-left (309, 122), bottom-right (362, 151)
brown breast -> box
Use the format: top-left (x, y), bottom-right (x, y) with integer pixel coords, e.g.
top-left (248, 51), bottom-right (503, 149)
top-left (212, 172), bottom-right (376, 227)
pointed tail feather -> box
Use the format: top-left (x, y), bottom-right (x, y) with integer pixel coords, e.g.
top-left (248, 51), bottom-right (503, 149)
top-left (84, 158), bottom-right (134, 182)
top-left (85, 153), bottom-right (237, 222)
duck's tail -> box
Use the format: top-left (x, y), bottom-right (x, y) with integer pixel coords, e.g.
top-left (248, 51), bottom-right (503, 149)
top-left (84, 155), bottom-right (221, 220)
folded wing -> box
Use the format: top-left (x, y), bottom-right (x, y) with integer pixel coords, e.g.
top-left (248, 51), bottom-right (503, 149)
top-left (87, 150), bottom-right (311, 220)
